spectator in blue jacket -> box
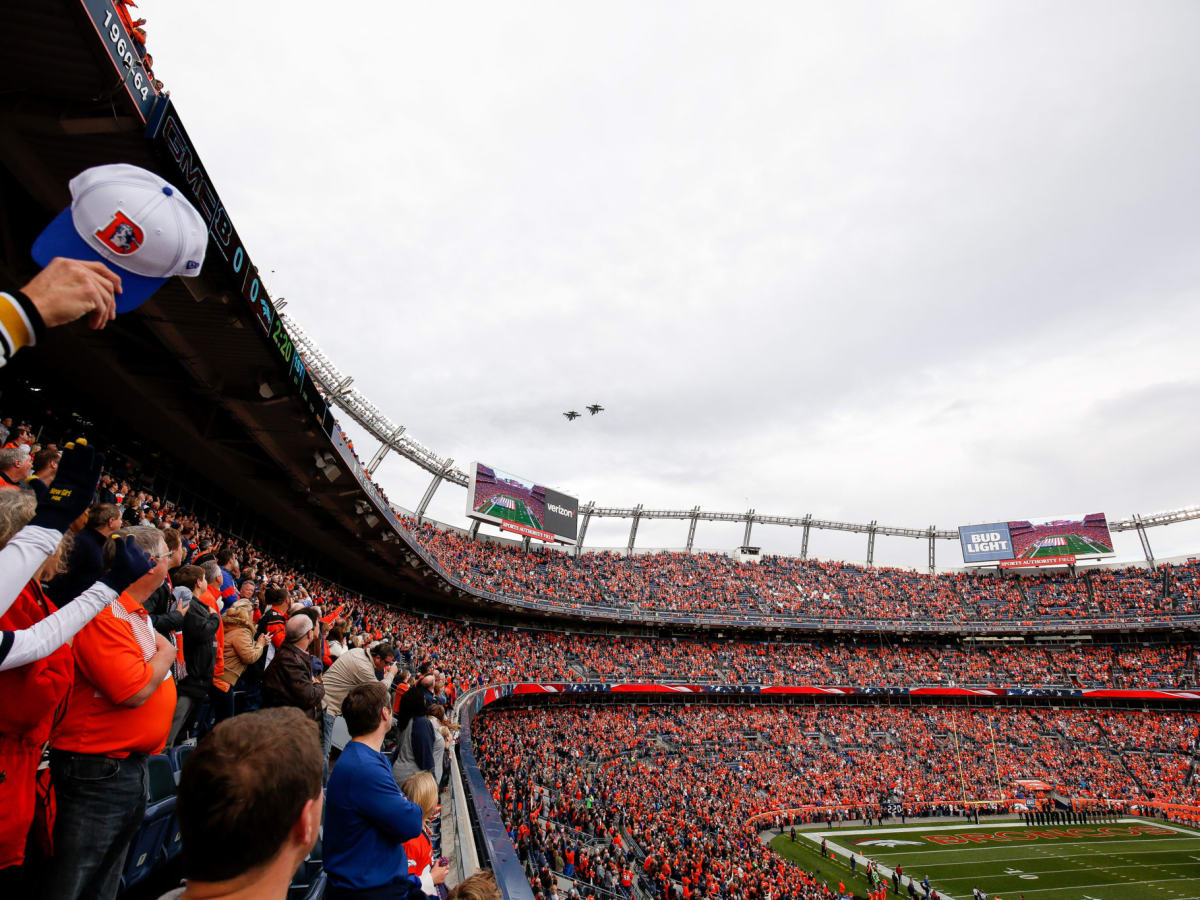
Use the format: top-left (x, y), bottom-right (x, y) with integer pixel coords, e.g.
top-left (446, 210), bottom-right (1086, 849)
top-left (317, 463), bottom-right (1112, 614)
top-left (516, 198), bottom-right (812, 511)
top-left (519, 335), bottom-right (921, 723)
top-left (325, 682), bottom-right (425, 900)
top-left (216, 546), bottom-right (239, 611)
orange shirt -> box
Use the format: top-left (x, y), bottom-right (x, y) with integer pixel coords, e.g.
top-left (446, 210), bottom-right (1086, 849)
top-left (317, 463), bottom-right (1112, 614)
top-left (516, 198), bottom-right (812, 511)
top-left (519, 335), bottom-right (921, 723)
top-left (53, 591), bottom-right (176, 757)
top-left (393, 680), bottom-right (410, 713)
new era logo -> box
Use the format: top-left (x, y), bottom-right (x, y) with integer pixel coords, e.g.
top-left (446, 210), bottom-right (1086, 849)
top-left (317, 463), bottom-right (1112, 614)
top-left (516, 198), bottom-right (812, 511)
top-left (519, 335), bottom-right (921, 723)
top-left (95, 211), bottom-right (144, 255)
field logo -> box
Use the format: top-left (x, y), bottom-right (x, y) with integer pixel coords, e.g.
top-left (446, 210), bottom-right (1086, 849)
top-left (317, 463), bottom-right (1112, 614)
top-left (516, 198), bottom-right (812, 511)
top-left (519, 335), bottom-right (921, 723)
top-left (854, 839), bottom-right (922, 848)
top-left (925, 825), bottom-right (1172, 846)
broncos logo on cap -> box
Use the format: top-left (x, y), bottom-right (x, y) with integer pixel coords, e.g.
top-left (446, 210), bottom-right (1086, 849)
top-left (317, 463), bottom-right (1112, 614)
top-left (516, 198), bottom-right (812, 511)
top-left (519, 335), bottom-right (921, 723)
top-left (94, 211), bottom-right (144, 255)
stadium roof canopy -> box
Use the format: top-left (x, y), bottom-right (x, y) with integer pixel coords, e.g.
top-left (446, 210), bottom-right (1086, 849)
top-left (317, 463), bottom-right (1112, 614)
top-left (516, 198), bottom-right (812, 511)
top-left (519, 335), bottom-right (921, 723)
top-left (0, 0), bottom-right (439, 602)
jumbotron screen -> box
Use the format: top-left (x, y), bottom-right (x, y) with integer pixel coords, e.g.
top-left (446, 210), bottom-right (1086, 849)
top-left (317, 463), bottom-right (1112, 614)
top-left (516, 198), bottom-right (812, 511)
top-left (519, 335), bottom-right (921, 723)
top-left (467, 462), bottom-right (578, 545)
top-left (959, 512), bottom-right (1114, 566)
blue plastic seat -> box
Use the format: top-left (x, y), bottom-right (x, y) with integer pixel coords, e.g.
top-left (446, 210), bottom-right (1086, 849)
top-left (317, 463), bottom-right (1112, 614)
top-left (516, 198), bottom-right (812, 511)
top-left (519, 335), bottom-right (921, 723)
top-left (288, 870), bottom-right (327, 900)
top-left (168, 742), bottom-right (195, 780)
top-left (121, 755), bottom-right (178, 888)
top-left (122, 795), bottom-right (176, 887)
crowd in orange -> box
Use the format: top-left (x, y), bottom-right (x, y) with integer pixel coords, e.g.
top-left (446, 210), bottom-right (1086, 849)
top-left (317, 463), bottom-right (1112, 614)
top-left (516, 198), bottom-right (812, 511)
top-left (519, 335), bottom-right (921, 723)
top-left (399, 519), bottom-right (1200, 626)
top-left (347, 599), bottom-right (1195, 691)
top-left (474, 704), bottom-right (1198, 900)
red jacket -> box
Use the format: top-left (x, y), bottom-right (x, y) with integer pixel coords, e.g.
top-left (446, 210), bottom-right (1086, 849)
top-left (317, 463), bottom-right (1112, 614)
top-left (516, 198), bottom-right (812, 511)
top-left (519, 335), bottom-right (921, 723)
top-left (201, 584), bottom-right (226, 686)
top-left (0, 581), bottom-right (74, 867)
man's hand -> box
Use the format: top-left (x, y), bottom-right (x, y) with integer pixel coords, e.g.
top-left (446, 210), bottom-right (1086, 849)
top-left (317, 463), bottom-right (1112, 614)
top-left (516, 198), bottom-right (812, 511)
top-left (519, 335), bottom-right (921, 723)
top-left (257, 633), bottom-right (270, 646)
top-left (387, 662), bottom-right (399, 678)
top-left (173, 592), bottom-right (190, 614)
top-left (29, 439), bottom-right (105, 532)
top-left (431, 860), bottom-right (450, 885)
top-left (22, 257), bottom-right (120, 329)
top-left (155, 630), bottom-right (173, 656)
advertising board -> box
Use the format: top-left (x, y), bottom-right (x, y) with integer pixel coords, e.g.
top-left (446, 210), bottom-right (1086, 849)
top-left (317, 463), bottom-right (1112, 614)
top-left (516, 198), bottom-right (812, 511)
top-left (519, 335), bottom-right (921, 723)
top-left (467, 462), bottom-right (578, 544)
top-left (959, 513), bottom-right (1114, 566)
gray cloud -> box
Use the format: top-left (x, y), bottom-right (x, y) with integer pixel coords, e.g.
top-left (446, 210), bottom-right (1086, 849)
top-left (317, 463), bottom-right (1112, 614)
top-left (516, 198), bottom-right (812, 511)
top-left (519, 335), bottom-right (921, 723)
top-left (146, 0), bottom-right (1200, 566)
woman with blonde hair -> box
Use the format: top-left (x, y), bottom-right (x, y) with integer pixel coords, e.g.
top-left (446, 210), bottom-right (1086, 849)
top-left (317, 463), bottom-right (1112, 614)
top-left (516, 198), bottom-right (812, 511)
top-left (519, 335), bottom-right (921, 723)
top-left (220, 598), bottom-right (269, 689)
top-left (400, 771), bottom-right (449, 896)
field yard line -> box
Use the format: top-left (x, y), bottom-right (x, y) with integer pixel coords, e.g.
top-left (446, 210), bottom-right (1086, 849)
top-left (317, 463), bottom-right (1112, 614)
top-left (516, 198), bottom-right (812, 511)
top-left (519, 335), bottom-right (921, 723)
top-left (1012, 877), bottom-right (1200, 895)
top-left (812, 817), bottom-right (1151, 838)
top-left (861, 836), bottom-right (1194, 856)
top-left (935, 861), bottom-right (1200, 883)
top-left (800, 833), bottom-right (960, 900)
top-left (1152, 821), bottom-right (1200, 839)
top-left (917, 848), bottom-right (1191, 867)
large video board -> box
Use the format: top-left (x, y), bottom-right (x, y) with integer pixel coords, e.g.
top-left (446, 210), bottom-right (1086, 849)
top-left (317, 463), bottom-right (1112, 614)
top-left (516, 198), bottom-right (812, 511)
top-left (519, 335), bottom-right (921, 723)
top-left (959, 513), bottom-right (1114, 566)
top-left (467, 462), bottom-right (578, 545)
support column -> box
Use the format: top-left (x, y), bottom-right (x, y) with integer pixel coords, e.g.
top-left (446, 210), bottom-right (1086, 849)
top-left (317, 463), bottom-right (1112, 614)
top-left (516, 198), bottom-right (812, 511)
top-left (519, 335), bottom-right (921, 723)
top-left (800, 514), bottom-right (812, 559)
top-left (415, 458), bottom-right (454, 522)
top-left (685, 506), bottom-right (701, 553)
top-left (866, 520), bottom-right (878, 566)
top-left (367, 424), bottom-right (406, 475)
top-left (742, 509), bottom-right (755, 548)
top-left (521, 537), bottom-right (531, 552)
top-left (1134, 513), bottom-right (1156, 567)
top-left (928, 526), bottom-right (936, 574)
top-left (574, 502), bottom-right (594, 556)
top-left (627, 504), bottom-right (644, 556)
top-left (467, 520), bottom-right (480, 541)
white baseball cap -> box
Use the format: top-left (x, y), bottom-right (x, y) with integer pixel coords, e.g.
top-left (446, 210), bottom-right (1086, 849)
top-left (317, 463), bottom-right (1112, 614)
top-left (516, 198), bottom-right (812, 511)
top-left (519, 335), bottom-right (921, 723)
top-left (32, 163), bottom-right (207, 312)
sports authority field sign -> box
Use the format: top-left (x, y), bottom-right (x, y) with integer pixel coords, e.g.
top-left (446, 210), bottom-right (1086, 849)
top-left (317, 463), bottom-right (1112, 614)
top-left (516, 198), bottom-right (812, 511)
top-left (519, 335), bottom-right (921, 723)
top-left (998, 554), bottom-right (1075, 569)
top-left (498, 520), bottom-right (557, 542)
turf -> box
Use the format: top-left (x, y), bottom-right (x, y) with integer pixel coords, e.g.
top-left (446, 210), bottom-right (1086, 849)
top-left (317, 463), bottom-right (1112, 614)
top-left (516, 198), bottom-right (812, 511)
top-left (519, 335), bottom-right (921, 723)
top-left (770, 831), bottom-right (887, 898)
top-left (475, 496), bottom-right (543, 530)
top-left (776, 819), bottom-right (1200, 900)
top-left (1022, 534), bottom-right (1113, 559)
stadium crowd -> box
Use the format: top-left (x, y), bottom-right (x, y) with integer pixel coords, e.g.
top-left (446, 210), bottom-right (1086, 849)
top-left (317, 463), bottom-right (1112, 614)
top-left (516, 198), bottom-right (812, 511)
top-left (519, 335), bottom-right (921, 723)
top-left (474, 704), bottom-right (1199, 900)
top-left (398, 519), bottom-right (1198, 626)
top-left (0, 414), bottom-right (1196, 900)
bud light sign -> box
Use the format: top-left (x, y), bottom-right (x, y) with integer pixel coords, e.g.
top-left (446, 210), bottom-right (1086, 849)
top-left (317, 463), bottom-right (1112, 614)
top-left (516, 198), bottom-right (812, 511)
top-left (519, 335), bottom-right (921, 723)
top-left (959, 523), bottom-right (1014, 563)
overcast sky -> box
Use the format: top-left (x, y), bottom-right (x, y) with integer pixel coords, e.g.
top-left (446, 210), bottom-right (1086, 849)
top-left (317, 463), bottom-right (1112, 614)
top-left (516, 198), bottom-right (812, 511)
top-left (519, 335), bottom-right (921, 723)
top-left (146, 1), bottom-right (1200, 567)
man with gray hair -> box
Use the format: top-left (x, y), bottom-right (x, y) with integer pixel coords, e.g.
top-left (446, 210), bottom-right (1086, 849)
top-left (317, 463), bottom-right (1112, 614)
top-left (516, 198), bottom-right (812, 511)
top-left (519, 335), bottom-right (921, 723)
top-left (261, 613), bottom-right (325, 724)
top-left (0, 446), bottom-right (31, 490)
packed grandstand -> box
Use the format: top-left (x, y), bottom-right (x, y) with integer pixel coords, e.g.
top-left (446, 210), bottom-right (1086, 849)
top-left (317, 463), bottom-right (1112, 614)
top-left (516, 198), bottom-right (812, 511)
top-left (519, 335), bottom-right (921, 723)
top-left (1, 5), bottom-right (1198, 900)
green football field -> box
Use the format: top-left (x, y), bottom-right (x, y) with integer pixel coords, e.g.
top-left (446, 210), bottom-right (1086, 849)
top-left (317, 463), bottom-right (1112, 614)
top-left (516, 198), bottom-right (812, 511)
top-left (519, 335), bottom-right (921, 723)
top-left (475, 495), bottom-right (542, 530)
top-left (1021, 533), bottom-right (1113, 558)
top-left (772, 819), bottom-right (1200, 900)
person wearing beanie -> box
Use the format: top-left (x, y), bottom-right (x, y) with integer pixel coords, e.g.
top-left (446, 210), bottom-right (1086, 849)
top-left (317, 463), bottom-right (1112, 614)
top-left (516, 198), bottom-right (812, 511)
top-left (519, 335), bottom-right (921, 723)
top-left (261, 614), bottom-right (325, 723)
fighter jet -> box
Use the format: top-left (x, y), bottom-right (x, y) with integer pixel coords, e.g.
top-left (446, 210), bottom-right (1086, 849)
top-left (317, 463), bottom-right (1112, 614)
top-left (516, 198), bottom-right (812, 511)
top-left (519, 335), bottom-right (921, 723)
top-left (563, 411), bottom-right (581, 421)
top-left (586, 404), bottom-right (604, 415)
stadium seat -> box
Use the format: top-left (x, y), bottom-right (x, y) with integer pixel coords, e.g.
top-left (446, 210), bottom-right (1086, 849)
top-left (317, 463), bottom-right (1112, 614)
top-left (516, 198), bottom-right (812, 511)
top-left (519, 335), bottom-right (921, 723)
top-left (169, 742), bottom-right (194, 782)
top-left (287, 869), bottom-right (326, 900)
top-left (121, 754), bottom-right (178, 888)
